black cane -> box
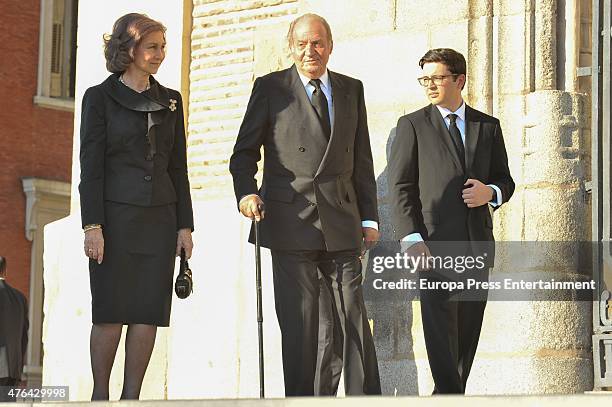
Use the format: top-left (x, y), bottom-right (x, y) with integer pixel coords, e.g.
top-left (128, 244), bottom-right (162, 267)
top-left (254, 204), bottom-right (265, 398)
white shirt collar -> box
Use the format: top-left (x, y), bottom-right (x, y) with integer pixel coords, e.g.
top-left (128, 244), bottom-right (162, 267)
top-left (436, 100), bottom-right (466, 122)
top-left (297, 69), bottom-right (331, 92)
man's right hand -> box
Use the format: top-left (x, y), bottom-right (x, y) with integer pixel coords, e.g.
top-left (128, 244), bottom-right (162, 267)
top-left (404, 241), bottom-right (432, 273)
top-left (239, 194), bottom-right (265, 221)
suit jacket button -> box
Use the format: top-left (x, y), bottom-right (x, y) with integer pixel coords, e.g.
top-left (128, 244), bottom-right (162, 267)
top-left (299, 147), bottom-right (306, 152)
top-left (346, 147), bottom-right (350, 152)
top-left (144, 175), bottom-right (152, 181)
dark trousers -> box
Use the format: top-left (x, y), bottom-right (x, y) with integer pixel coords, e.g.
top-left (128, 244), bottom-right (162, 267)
top-left (271, 248), bottom-right (381, 396)
top-left (0, 377), bottom-right (19, 402)
top-left (419, 271), bottom-right (488, 394)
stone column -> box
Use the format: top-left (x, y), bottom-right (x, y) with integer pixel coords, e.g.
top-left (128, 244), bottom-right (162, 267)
top-left (468, 0), bottom-right (494, 113)
top-left (467, 0), bottom-right (593, 393)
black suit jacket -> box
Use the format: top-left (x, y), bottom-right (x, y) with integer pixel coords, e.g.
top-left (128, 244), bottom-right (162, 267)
top-left (0, 280), bottom-right (28, 380)
top-left (79, 74), bottom-right (194, 230)
top-left (230, 65), bottom-right (378, 251)
top-left (388, 104), bottom-right (514, 264)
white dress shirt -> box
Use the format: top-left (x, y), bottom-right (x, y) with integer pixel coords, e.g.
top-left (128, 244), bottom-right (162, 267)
top-left (401, 101), bottom-right (502, 247)
top-left (297, 70), bottom-right (334, 127)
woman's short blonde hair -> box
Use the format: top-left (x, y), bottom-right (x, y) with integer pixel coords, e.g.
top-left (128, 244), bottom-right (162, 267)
top-left (103, 13), bottom-right (166, 74)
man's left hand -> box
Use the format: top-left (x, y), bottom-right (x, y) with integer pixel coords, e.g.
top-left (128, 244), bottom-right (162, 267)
top-left (462, 178), bottom-right (493, 208)
top-left (362, 227), bottom-right (380, 253)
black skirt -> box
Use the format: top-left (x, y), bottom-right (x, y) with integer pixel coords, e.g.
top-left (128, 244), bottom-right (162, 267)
top-left (89, 201), bottom-right (177, 326)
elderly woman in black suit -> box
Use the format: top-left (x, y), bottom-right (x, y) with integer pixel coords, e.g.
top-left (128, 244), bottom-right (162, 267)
top-left (79, 13), bottom-right (193, 400)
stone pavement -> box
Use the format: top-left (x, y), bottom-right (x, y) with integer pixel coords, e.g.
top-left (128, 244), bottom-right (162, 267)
top-left (5, 394), bottom-right (612, 407)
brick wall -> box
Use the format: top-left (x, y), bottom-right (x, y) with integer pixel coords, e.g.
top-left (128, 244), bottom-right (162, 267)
top-left (0, 0), bottom-right (74, 298)
top-left (188, 0), bottom-right (299, 200)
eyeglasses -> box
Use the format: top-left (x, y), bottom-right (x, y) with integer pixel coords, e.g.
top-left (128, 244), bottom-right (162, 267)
top-left (417, 74), bottom-right (459, 87)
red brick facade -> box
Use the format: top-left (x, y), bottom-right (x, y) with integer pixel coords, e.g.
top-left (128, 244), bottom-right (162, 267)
top-left (0, 0), bottom-right (74, 298)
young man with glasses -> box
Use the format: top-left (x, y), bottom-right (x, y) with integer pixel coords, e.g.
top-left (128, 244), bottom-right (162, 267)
top-left (387, 48), bottom-right (514, 394)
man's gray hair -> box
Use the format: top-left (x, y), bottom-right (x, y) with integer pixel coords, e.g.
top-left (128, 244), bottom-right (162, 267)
top-left (286, 13), bottom-right (333, 48)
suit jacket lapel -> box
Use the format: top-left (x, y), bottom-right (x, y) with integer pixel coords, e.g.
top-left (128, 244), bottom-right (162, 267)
top-left (465, 105), bottom-right (481, 173)
top-left (426, 104), bottom-right (463, 172)
top-left (329, 71), bottom-right (347, 142)
top-left (315, 70), bottom-right (347, 177)
top-left (102, 74), bottom-right (171, 159)
top-left (102, 74), bottom-right (167, 112)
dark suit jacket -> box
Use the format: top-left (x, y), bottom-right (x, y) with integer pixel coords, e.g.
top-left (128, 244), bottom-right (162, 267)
top-left (0, 280), bottom-right (28, 379)
top-left (388, 104), bottom-right (514, 264)
top-left (230, 65), bottom-right (378, 251)
top-left (79, 74), bottom-right (194, 231)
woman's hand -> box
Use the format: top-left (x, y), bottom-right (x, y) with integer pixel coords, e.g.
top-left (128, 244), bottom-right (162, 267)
top-left (176, 228), bottom-right (193, 259)
top-left (84, 229), bottom-right (105, 264)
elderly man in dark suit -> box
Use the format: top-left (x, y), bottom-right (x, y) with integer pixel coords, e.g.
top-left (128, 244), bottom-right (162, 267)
top-left (230, 13), bottom-right (381, 396)
top-left (388, 48), bottom-right (514, 394)
top-left (0, 257), bottom-right (29, 396)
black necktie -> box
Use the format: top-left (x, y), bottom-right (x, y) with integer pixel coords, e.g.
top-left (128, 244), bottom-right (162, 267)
top-left (448, 113), bottom-right (465, 169)
top-left (309, 79), bottom-right (331, 139)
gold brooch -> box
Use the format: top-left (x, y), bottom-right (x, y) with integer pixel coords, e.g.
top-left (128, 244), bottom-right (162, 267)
top-left (169, 98), bottom-right (177, 111)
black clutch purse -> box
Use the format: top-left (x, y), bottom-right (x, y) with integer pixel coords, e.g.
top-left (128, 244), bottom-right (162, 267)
top-left (174, 248), bottom-right (193, 299)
